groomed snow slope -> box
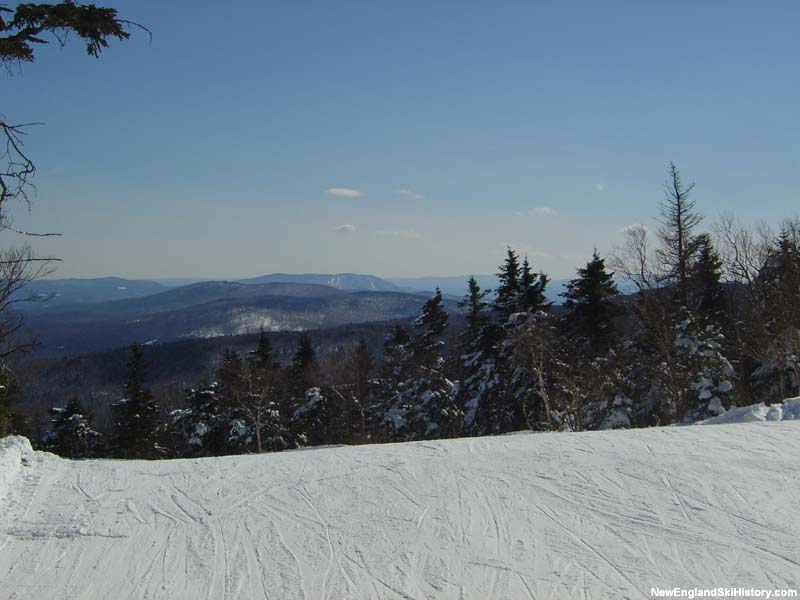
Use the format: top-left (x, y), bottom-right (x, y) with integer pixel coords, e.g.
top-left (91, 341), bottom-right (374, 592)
top-left (1, 423), bottom-right (799, 599)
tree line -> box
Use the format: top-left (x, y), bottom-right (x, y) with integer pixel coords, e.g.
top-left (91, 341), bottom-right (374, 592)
top-left (3, 163), bottom-right (800, 459)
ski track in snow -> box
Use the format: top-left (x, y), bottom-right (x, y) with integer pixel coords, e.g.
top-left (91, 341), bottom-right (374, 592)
top-left (1, 422), bottom-right (800, 599)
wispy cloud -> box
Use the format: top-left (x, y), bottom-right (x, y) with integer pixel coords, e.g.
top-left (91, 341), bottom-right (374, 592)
top-left (334, 224), bottom-right (357, 233)
top-left (595, 182), bottom-right (605, 192)
top-left (398, 188), bottom-right (424, 200)
top-left (376, 229), bottom-right (421, 239)
top-left (326, 187), bottom-right (364, 198)
top-left (529, 206), bottom-right (556, 217)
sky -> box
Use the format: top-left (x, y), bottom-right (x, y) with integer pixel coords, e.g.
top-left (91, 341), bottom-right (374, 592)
top-left (2, 0), bottom-right (799, 280)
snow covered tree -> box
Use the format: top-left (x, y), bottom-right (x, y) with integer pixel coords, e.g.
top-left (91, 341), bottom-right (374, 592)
top-left (42, 397), bottom-right (103, 458)
top-left (371, 323), bottom-right (411, 440)
top-left (406, 289), bottom-right (460, 439)
top-left (673, 310), bottom-right (735, 422)
top-left (381, 323), bottom-right (409, 381)
top-left (212, 338), bottom-right (293, 454)
top-left (458, 276), bottom-right (501, 433)
top-left (169, 383), bottom-right (224, 457)
top-left (561, 250), bottom-right (622, 350)
top-left (383, 289), bottom-right (460, 440)
top-left (292, 386), bottom-right (337, 446)
top-left (111, 343), bottom-right (159, 459)
top-left (462, 251), bottom-right (553, 436)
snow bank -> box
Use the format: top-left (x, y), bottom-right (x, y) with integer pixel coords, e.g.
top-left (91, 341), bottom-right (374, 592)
top-left (699, 397), bottom-right (800, 425)
top-left (0, 436), bottom-right (33, 503)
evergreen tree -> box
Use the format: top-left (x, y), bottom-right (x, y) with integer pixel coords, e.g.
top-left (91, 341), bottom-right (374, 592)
top-left (689, 234), bottom-right (725, 320)
top-left (215, 350), bottom-right (250, 451)
top-left (410, 288), bottom-right (449, 355)
top-left (169, 383), bottom-right (224, 457)
top-left (247, 333), bottom-right (292, 453)
top-left (42, 397), bottom-right (103, 458)
top-left (383, 290), bottom-right (460, 440)
top-left (292, 333), bottom-right (316, 372)
top-left (561, 250), bottom-right (622, 349)
top-left (214, 340), bottom-right (292, 454)
top-left (406, 289), bottom-right (460, 439)
top-left (292, 386), bottom-right (335, 446)
top-left (248, 328), bottom-right (274, 371)
top-left (111, 343), bottom-right (159, 459)
top-left (218, 349), bottom-right (245, 391)
top-left (289, 333), bottom-right (317, 394)
top-left (519, 257), bottom-right (550, 313)
top-left (372, 323), bottom-right (411, 440)
top-left (459, 276), bottom-right (489, 343)
top-left (674, 310), bottom-right (735, 422)
top-left (746, 224), bottom-right (800, 401)
top-left (495, 247), bottom-right (521, 319)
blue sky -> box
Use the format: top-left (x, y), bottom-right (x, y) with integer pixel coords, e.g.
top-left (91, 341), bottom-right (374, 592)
top-left (3, 0), bottom-right (799, 279)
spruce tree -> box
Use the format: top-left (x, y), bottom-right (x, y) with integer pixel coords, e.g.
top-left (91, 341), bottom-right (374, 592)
top-left (293, 333), bottom-right (316, 370)
top-left (42, 397), bottom-right (103, 458)
top-left (689, 234), bottom-right (725, 320)
top-left (561, 250), bottom-right (622, 349)
top-left (215, 350), bottom-right (249, 451)
top-left (410, 288), bottom-right (449, 355)
top-left (248, 328), bottom-right (274, 371)
top-left (111, 343), bottom-right (159, 459)
top-left (495, 247), bottom-right (521, 319)
top-left (372, 323), bottom-right (411, 439)
top-left (459, 276), bottom-right (490, 343)
top-left (674, 310), bottom-right (734, 422)
top-left (169, 383), bottom-right (223, 457)
top-left (519, 257), bottom-right (550, 313)
top-left (399, 289), bottom-right (461, 439)
top-left (290, 332), bottom-right (317, 390)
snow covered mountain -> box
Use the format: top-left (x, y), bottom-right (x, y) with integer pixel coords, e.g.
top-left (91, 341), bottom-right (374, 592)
top-left (2, 415), bottom-right (799, 599)
top-left (238, 273), bottom-right (400, 292)
top-left (22, 282), bottom-right (458, 357)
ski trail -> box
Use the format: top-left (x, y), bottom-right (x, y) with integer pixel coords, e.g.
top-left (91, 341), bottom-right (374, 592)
top-left (2, 422), bottom-right (800, 599)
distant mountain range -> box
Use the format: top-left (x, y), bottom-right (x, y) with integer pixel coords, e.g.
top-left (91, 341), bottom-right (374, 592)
top-left (20, 277), bottom-right (168, 308)
top-left (13, 271), bottom-right (640, 358)
top-left (18, 273), bottom-right (402, 310)
top-left (19, 280), bottom-right (460, 357)
top-left (19, 273), bottom-right (589, 312)
top-left (238, 273), bottom-right (400, 292)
